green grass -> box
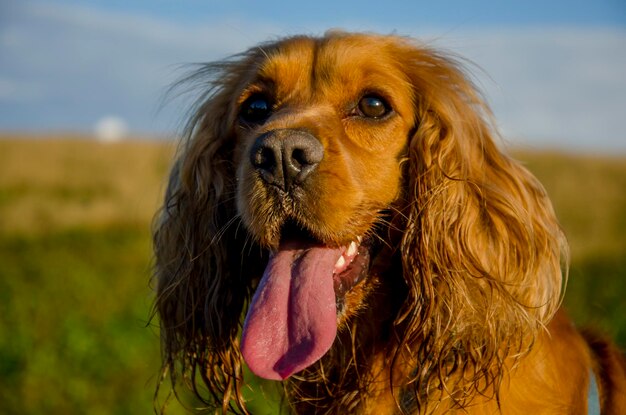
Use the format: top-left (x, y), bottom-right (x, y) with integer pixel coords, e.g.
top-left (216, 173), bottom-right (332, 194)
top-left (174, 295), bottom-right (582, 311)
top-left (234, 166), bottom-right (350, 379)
top-left (0, 136), bottom-right (624, 414)
top-left (0, 226), bottom-right (284, 414)
top-left (518, 151), bottom-right (626, 346)
top-left (0, 227), bottom-right (162, 414)
top-left (566, 256), bottom-right (626, 346)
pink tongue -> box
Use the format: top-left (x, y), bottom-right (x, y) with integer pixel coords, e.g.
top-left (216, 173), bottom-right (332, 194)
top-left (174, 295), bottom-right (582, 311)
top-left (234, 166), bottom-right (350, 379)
top-left (241, 241), bottom-right (341, 380)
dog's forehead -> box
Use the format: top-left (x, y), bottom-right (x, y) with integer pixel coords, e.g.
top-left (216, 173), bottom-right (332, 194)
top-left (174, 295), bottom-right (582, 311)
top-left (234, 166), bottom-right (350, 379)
top-left (253, 34), bottom-right (414, 108)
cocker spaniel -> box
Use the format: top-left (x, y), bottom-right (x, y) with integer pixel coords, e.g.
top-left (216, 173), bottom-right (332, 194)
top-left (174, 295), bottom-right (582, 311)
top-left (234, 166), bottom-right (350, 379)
top-left (153, 31), bottom-right (626, 414)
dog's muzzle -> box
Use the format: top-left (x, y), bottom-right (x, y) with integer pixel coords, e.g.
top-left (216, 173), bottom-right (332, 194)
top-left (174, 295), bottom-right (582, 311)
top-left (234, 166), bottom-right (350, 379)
top-left (250, 129), bottom-right (324, 192)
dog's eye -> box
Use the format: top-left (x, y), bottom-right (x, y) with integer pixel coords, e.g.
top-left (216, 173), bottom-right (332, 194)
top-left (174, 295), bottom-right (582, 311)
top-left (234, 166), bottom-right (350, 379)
top-left (240, 95), bottom-right (272, 124)
top-left (358, 95), bottom-right (390, 119)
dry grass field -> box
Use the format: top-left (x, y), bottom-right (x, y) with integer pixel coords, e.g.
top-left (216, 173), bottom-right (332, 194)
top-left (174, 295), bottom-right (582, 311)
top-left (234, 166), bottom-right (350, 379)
top-left (0, 135), bottom-right (624, 414)
top-left (0, 135), bottom-right (176, 234)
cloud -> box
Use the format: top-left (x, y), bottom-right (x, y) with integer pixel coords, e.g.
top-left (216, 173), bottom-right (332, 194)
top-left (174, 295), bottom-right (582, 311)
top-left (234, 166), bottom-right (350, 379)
top-left (428, 28), bottom-right (626, 151)
top-left (0, 2), bottom-right (625, 152)
top-left (94, 115), bottom-right (128, 142)
top-left (0, 1), bottom-right (279, 133)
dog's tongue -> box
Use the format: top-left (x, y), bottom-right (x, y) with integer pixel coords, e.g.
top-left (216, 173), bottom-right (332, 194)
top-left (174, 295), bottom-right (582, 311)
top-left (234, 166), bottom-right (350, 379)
top-left (241, 241), bottom-right (340, 380)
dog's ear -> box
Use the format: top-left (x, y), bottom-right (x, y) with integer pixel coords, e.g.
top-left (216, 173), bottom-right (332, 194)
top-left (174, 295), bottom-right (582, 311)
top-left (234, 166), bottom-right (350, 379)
top-left (152, 56), bottom-right (262, 412)
top-left (394, 44), bottom-right (568, 402)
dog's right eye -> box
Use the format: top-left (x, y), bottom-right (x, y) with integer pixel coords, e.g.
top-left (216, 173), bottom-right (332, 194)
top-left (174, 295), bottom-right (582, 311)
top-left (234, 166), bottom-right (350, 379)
top-left (240, 95), bottom-right (272, 124)
top-left (357, 95), bottom-right (391, 119)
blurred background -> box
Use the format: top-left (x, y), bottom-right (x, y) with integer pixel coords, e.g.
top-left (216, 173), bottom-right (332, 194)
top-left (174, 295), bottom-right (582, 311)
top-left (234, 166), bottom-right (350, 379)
top-left (0, 0), bottom-right (624, 413)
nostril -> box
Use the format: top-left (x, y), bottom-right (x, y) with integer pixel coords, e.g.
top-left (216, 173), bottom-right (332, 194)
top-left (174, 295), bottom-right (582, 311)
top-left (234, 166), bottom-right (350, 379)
top-left (288, 138), bottom-right (323, 168)
top-left (291, 148), bottom-right (306, 170)
top-left (250, 133), bottom-right (284, 188)
top-left (254, 146), bottom-right (276, 171)
top-left (284, 136), bottom-right (323, 187)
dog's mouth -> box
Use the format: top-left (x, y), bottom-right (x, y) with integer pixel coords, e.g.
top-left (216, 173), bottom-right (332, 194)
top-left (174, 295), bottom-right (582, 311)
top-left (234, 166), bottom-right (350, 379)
top-left (240, 219), bottom-right (372, 381)
top-left (280, 220), bottom-right (372, 301)
top-left (331, 236), bottom-right (371, 302)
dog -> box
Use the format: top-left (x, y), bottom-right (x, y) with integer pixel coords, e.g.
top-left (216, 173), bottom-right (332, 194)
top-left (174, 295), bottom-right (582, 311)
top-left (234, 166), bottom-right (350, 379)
top-left (153, 31), bottom-right (626, 414)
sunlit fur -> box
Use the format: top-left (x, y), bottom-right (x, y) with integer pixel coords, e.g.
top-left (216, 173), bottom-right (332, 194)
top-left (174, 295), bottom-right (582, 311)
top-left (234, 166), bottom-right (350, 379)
top-left (153, 32), bottom-right (626, 414)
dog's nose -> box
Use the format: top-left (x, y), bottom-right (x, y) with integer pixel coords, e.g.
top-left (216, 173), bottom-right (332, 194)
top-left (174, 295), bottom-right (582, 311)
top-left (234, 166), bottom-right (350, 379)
top-left (250, 130), bottom-right (324, 191)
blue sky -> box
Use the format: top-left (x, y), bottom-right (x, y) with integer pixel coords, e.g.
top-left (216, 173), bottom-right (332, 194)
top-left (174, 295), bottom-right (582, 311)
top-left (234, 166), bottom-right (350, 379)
top-left (9, 0), bottom-right (625, 27)
top-left (1, 0), bottom-right (625, 151)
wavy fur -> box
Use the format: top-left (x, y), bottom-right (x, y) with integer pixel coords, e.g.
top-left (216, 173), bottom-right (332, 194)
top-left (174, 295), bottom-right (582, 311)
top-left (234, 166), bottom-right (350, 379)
top-left (153, 32), bottom-right (625, 414)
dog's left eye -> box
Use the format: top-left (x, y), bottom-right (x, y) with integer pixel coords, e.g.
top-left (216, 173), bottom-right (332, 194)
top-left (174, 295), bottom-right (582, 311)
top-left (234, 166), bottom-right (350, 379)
top-left (357, 95), bottom-right (391, 119)
top-left (240, 94), bottom-right (272, 124)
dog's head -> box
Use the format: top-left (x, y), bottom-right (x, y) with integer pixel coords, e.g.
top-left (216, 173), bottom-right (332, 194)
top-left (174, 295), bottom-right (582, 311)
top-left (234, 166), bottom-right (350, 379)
top-left (154, 31), bottom-right (567, 411)
top-left (233, 34), bottom-right (421, 380)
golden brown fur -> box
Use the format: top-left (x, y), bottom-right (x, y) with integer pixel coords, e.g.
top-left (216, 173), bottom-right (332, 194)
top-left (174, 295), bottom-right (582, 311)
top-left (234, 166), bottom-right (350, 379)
top-left (153, 31), bottom-right (626, 413)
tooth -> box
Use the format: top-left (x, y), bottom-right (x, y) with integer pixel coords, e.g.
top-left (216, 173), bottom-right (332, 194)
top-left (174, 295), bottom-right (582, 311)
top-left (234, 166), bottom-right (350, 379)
top-left (335, 255), bottom-right (346, 269)
top-left (357, 236), bottom-right (363, 243)
top-left (347, 241), bottom-right (357, 257)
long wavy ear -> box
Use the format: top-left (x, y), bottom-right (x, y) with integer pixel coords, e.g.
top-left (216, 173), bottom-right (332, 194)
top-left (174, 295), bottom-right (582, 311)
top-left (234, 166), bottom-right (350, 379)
top-left (152, 56), bottom-right (264, 413)
top-left (395, 44), bottom-right (568, 406)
